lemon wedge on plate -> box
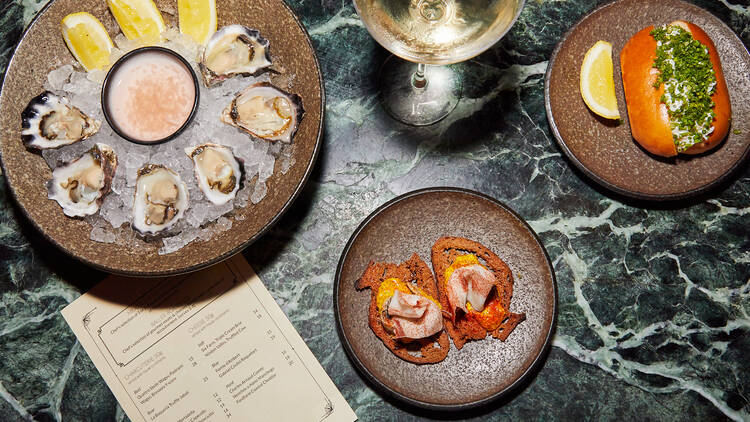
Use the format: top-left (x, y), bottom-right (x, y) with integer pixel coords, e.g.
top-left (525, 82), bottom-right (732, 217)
top-left (61, 12), bottom-right (114, 71)
top-left (107, 0), bottom-right (166, 42)
top-left (178, 0), bottom-right (217, 45)
top-left (580, 40), bottom-right (620, 120)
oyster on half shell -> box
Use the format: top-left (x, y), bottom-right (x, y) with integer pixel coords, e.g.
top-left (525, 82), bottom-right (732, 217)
top-left (199, 25), bottom-right (272, 87)
top-left (221, 82), bottom-right (304, 143)
top-left (47, 143), bottom-right (117, 217)
top-left (21, 91), bottom-right (101, 149)
top-left (185, 143), bottom-right (243, 205)
top-left (132, 164), bottom-right (189, 235)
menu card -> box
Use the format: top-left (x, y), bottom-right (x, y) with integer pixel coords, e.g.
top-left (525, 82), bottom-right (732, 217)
top-left (62, 255), bottom-right (356, 422)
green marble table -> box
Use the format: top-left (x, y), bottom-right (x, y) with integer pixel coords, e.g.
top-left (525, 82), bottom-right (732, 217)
top-left (1, 0), bottom-right (748, 420)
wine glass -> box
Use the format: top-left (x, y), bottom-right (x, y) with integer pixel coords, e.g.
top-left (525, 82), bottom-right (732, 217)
top-left (353, 0), bottom-right (525, 126)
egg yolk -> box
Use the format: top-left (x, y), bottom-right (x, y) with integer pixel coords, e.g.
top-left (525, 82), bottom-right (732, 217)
top-left (376, 278), bottom-right (411, 311)
top-left (376, 277), bottom-right (440, 312)
top-left (443, 254), bottom-right (481, 287)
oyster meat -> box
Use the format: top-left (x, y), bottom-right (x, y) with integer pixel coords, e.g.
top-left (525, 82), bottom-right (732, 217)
top-left (21, 91), bottom-right (101, 149)
top-left (222, 82), bottom-right (304, 143)
top-left (199, 25), bottom-right (272, 87)
top-left (47, 143), bottom-right (117, 217)
top-left (132, 164), bottom-right (189, 235)
top-left (185, 143), bottom-right (243, 205)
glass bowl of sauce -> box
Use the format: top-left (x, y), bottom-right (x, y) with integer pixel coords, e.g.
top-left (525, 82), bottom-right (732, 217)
top-left (101, 46), bottom-right (199, 144)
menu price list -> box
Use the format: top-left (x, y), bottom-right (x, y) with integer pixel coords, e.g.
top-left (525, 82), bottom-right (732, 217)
top-left (62, 255), bottom-right (356, 422)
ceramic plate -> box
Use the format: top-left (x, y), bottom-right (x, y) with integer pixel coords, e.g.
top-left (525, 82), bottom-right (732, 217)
top-left (0, 0), bottom-right (323, 275)
top-left (334, 188), bottom-right (557, 410)
top-left (545, 0), bottom-right (750, 201)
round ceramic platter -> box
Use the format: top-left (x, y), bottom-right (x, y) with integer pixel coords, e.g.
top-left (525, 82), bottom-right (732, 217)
top-left (334, 188), bottom-right (557, 410)
top-left (0, 0), bottom-right (323, 276)
top-left (545, 0), bottom-right (750, 201)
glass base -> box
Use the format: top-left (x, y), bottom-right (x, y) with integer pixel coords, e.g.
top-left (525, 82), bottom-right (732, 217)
top-left (378, 55), bottom-right (462, 126)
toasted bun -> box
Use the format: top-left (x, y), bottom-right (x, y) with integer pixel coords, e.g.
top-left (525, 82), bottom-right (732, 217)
top-left (620, 20), bottom-right (731, 157)
top-left (431, 237), bottom-right (525, 350)
top-left (356, 253), bottom-right (450, 364)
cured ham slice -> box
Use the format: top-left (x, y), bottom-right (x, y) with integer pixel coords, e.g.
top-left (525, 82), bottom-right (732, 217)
top-left (387, 290), bottom-right (443, 339)
top-left (387, 289), bottom-right (428, 318)
top-left (446, 264), bottom-right (496, 317)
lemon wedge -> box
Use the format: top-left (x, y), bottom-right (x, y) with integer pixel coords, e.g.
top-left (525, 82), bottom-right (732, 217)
top-left (178, 0), bottom-right (217, 45)
top-left (61, 13), bottom-right (114, 71)
top-left (107, 0), bottom-right (166, 42)
top-left (580, 40), bottom-right (620, 120)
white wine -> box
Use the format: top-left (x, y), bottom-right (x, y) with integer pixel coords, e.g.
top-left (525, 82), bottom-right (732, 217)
top-left (354, 0), bottom-right (523, 125)
top-left (354, 0), bottom-right (524, 65)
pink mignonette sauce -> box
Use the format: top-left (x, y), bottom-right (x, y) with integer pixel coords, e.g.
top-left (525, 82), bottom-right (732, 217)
top-left (106, 50), bottom-right (196, 143)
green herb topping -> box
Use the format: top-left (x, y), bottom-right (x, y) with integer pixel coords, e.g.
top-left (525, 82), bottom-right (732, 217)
top-left (650, 24), bottom-right (717, 152)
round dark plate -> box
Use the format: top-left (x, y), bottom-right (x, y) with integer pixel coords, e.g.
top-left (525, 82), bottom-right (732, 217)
top-left (0, 0), bottom-right (323, 276)
top-left (545, 0), bottom-right (750, 201)
top-left (334, 187), bottom-right (557, 410)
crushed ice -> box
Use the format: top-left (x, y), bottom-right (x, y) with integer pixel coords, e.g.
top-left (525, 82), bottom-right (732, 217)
top-left (41, 29), bottom-right (297, 255)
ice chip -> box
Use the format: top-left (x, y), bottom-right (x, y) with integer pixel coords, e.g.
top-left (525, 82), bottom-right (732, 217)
top-left (90, 227), bottom-right (116, 243)
top-left (198, 227), bottom-right (214, 241)
top-left (205, 201), bottom-right (233, 222)
top-left (47, 65), bottom-right (74, 90)
top-left (215, 216), bottom-right (233, 232)
top-left (259, 155), bottom-right (275, 180)
top-left (250, 180), bottom-right (267, 204)
top-left (111, 175), bottom-right (127, 194)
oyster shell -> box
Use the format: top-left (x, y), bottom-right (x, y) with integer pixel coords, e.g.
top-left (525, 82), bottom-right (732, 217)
top-left (132, 164), bottom-right (189, 235)
top-left (199, 25), bottom-right (272, 87)
top-left (47, 143), bottom-right (117, 217)
top-left (185, 143), bottom-right (243, 205)
top-left (21, 91), bottom-right (101, 150)
top-left (221, 82), bottom-right (304, 143)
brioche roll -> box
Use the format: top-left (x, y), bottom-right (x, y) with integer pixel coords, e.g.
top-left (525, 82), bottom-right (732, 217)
top-left (620, 20), bottom-right (730, 157)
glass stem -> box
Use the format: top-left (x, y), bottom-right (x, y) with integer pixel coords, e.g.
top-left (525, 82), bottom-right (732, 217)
top-left (412, 63), bottom-right (427, 89)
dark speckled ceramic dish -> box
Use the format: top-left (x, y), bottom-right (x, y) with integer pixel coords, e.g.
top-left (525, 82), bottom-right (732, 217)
top-left (545, 0), bottom-right (750, 201)
top-left (0, 0), bottom-right (323, 276)
top-left (334, 187), bottom-right (557, 410)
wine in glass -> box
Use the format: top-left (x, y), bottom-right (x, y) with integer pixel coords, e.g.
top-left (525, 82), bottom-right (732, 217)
top-left (354, 0), bottom-right (525, 125)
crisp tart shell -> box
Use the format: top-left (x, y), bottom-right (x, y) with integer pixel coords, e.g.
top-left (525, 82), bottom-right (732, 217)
top-left (431, 236), bottom-right (526, 350)
top-left (356, 253), bottom-right (450, 364)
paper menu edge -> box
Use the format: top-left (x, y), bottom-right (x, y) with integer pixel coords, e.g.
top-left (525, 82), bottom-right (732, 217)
top-left (60, 254), bottom-right (357, 422)
top-left (226, 256), bottom-right (358, 422)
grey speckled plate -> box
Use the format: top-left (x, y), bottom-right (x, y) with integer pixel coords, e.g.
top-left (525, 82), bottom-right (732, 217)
top-left (545, 0), bottom-right (750, 201)
top-left (334, 188), bottom-right (557, 410)
top-left (0, 0), bottom-right (323, 276)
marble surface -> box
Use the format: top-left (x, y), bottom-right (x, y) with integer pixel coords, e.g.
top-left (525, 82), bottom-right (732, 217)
top-left (0, 0), bottom-right (748, 420)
